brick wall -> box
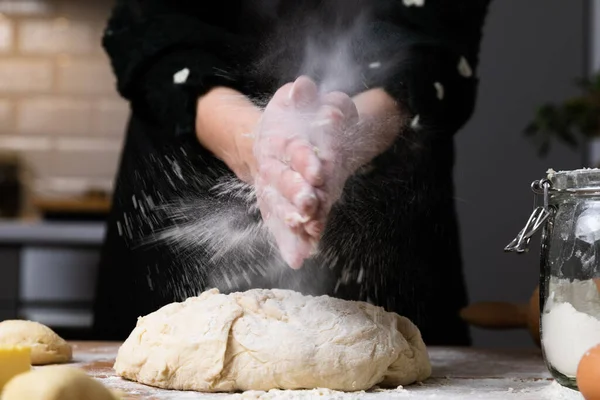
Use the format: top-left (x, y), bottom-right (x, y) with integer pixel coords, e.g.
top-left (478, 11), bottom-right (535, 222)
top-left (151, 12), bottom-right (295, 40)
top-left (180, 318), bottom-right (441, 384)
top-left (0, 0), bottom-right (127, 197)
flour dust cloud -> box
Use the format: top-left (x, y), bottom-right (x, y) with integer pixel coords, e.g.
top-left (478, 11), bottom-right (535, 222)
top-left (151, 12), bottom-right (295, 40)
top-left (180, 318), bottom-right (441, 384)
top-left (133, 2), bottom-right (412, 301)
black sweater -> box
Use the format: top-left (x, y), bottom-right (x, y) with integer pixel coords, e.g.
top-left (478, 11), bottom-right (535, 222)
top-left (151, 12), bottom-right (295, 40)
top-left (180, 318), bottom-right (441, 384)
top-left (93, 0), bottom-right (491, 344)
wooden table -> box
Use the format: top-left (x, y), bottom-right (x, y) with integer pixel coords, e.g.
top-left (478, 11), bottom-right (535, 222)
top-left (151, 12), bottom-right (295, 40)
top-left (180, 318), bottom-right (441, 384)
top-left (68, 342), bottom-right (582, 400)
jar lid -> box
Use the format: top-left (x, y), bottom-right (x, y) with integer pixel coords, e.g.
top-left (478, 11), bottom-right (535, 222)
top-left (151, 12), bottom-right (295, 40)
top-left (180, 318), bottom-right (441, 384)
top-left (546, 168), bottom-right (600, 192)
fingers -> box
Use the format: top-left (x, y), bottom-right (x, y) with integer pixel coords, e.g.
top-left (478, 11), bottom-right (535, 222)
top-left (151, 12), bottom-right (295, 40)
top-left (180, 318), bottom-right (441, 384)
top-left (304, 219), bottom-right (324, 239)
top-left (322, 91), bottom-right (359, 127)
top-left (310, 105), bottom-right (344, 162)
top-left (254, 80), bottom-right (359, 269)
top-left (286, 139), bottom-right (323, 186)
top-left (270, 76), bottom-right (319, 111)
top-left (258, 158), bottom-right (318, 216)
top-left (289, 76), bottom-right (319, 109)
top-left (258, 188), bottom-right (315, 269)
top-left (311, 92), bottom-right (359, 157)
top-left (314, 104), bottom-right (345, 128)
top-left (256, 173), bottom-right (320, 244)
top-left (258, 134), bottom-right (323, 188)
top-left (311, 188), bottom-right (331, 236)
top-left (267, 217), bottom-right (313, 269)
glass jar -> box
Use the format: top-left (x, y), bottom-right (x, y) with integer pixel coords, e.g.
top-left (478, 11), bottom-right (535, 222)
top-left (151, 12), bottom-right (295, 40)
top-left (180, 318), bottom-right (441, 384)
top-left (506, 168), bottom-right (600, 389)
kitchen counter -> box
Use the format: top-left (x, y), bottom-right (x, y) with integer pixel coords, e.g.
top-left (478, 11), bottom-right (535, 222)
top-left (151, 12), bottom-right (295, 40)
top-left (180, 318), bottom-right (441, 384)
top-left (68, 342), bottom-right (581, 399)
top-left (0, 220), bottom-right (105, 245)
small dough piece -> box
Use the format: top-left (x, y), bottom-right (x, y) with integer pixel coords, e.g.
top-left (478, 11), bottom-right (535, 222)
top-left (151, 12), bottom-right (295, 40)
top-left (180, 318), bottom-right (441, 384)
top-left (0, 320), bottom-right (72, 365)
top-left (2, 366), bottom-right (119, 400)
top-left (115, 288), bottom-right (431, 392)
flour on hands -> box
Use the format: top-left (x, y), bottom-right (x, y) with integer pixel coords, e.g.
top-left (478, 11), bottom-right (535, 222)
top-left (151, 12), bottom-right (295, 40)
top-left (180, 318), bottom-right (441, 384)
top-left (253, 76), bottom-right (360, 269)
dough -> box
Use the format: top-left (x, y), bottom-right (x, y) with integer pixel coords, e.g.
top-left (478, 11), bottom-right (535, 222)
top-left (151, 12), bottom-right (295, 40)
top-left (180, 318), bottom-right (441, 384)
top-left (115, 288), bottom-right (431, 392)
top-left (2, 366), bottom-right (119, 400)
top-left (0, 320), bottom-right (72, 365)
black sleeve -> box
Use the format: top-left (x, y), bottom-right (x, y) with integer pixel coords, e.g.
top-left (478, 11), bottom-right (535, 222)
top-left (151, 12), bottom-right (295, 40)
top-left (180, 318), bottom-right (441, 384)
top-left (102, 1), bottom-right (255, 138)
top-left (363, 0), bottom-right (491, 134)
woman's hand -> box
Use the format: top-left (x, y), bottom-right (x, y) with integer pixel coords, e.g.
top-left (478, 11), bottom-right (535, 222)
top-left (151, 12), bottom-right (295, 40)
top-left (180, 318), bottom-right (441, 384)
top-left (253, 76), bottom-right (322, 269)
top-left (195, 78), bottom-right (403, 269)
top-left (253, 76), bottom-right (361, 269)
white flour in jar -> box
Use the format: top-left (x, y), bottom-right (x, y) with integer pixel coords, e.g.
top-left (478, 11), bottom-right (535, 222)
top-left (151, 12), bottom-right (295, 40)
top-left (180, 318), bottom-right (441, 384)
top-left (542, 277), bottom-right (600, 377)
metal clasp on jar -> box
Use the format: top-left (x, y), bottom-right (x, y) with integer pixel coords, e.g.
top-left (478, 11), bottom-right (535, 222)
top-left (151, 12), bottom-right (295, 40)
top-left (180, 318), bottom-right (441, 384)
top-left (505, 179), bottom-right (552, 253)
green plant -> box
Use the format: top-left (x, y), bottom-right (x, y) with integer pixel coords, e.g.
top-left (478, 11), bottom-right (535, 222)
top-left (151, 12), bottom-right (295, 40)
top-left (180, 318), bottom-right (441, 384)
top-left (525, 74), bottom-right (600, 156)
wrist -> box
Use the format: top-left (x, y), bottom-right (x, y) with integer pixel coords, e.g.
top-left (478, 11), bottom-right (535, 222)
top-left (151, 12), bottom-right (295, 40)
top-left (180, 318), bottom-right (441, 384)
top-left (231, 128), bottom-right (258, 183)
top-left (195, 87), bottom-right (262, 182)
top-left (348, 89), bottom-right (405, 167)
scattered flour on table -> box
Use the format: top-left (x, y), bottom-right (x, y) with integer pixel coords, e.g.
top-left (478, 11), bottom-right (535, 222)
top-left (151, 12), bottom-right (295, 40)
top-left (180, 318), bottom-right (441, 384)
top-left (234, 386), bottom-right (409, 399)
top-left (95, 376), bottom-right (584, 400)
top-left (70, 353), bottom-right (117, 365)
top-left (93, 381), bottom-right (414, 400)
top-left (235, 388), bottom-right (367, 399)
top-left (535, 381), bottom-right (583, 400)
top-left (68, 345), bottom-right (118, 366)
top-left (85, 345), bottom-right (569, 399)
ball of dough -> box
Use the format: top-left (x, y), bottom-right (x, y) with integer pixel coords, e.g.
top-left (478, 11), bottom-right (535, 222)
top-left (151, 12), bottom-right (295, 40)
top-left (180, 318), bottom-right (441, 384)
top-left (2, 366), bottom-right (118, 400)
top-left (0, 320), bottom-right (72, 365)
top-left (115, 288), bottom-right (431, 392)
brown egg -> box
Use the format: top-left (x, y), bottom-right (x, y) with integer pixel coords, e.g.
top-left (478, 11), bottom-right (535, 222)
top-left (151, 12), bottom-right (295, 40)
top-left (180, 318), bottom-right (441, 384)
top-left (594, 278), bottom-right (600, 294)
top-left (527, 286), bottom-right (541, 347)
top-left (577, 343), bottom-right (600, 399)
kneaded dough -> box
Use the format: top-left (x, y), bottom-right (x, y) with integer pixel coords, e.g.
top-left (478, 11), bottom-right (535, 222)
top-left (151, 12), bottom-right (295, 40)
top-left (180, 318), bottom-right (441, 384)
top-left (0, 320), bottom-right (72, 365)
top-left (115, 288), bottom-right (431, 392)
top-left (2, 366), bottom-right (119, 400)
